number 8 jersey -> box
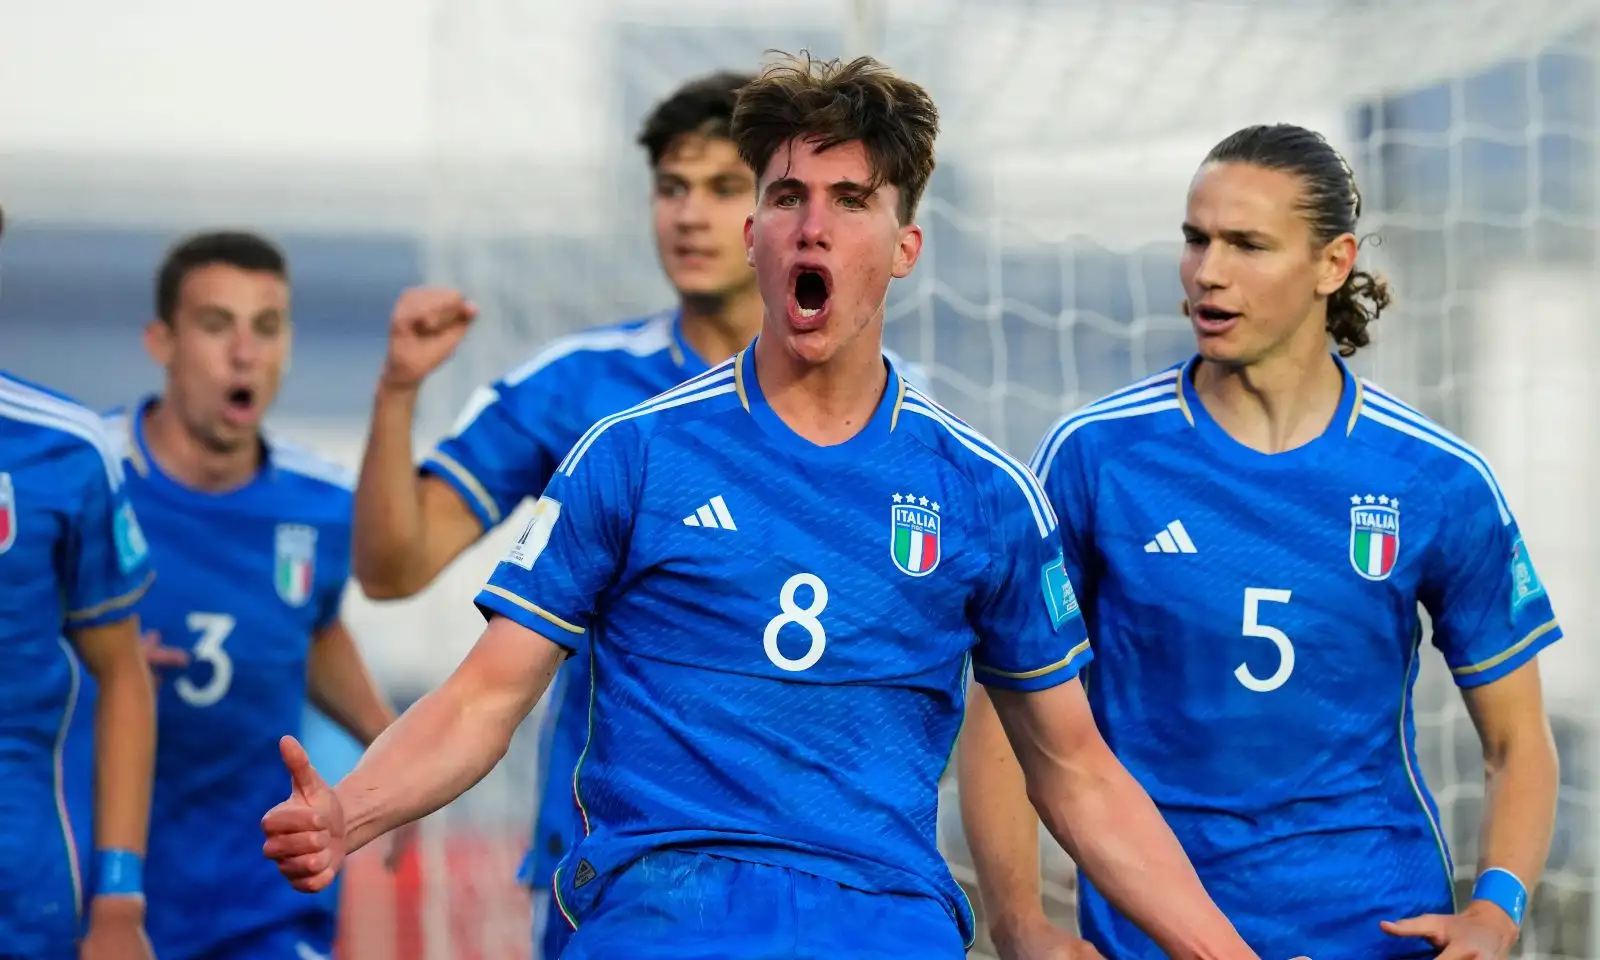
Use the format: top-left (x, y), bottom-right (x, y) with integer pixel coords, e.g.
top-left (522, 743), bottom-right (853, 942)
top-left (1029, 356), bottom-right (1563, 960)
top-left (476, 346), bottom-right (1092, 948)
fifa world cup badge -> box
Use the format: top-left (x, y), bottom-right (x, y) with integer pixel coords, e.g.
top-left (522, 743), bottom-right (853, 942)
top-left (0, 472), bottom-right (16, 554)
top-left (890, 492), bottom-right (941, 577)
top-left (1348, 494), bottom-right (1400, 581)
top-left (274, 523), bottom-right (318, 607)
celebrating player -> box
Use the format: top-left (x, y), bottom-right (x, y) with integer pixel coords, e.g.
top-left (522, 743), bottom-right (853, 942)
top-left (349, 70), bottom-right (758, 957)
top-left (960, 123), bottom-right (1562, 960)
top-left (106, 231), bottom-right (399, 960)
top-left (262, 54), bottom-right (1274, 960)
top-left (0, 211), bottom-right (161, 959)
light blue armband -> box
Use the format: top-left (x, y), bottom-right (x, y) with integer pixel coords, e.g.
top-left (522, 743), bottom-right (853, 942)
top-left (96, 849), bottom-right (144, 899)
top-left (1471, 867), bottom-right (1526, 926)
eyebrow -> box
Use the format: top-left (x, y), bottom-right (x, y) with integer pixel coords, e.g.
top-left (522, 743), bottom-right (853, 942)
top-left (764, 178), bottom-right (878, 198)
top-left (1182, 221), bottom-right (1275, 245)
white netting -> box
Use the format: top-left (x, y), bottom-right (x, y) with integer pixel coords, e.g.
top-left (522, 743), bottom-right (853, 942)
top-left (387, 3), bottom-right (1600, 958)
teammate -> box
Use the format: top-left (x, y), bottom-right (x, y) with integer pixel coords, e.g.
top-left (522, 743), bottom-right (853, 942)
top-left (1, 203), bottom-right (161, 960)
top-left (262, 54), bottom-right (1280, 960)
top-left (349, 70), bottom-right (757, 957)
top-left (108, 231), bottom-right (398, 960)
top-left (959, 123), bottom-right (1562, 960)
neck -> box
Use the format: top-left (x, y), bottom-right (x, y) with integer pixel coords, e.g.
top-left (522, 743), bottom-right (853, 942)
top-left (679, 283), bottom-right (763, 365)
top-left (142, 397), bottom-right (262, 493)
top-left (752, 322), bottom-right (888, 447)
top-left (1191, 342), bottom-right (1344, 454)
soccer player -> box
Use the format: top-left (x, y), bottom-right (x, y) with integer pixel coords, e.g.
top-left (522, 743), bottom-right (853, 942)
top-left (262, 54), bottom-right (1279, 960)
top-left (0, 208), bottom-right (161, 960)
top-left (349, 70), bottom-right (757, 957)
top-left (105, 231), bottom-right (399, 960)
top-left (959, 123), bottom-right (1563, 960)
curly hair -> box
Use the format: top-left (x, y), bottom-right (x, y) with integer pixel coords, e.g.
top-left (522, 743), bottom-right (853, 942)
top-left (1205, 124), bottom-right (1392, 356)
top-left (730, 51), bottom-right (939, 224)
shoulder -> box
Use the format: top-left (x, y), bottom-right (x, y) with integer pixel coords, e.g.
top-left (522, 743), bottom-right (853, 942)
top-left (266, 437), bottom-right (357, 515)
top-left (1352, 378), bottom-right (1511, 524)
top-left (499, 311), bottom-right (677, 391)
top-left (556, 359), bottom-right (744, 478)
top-left (0, 373), bottom-right (126, 487)
top-left (896, 385), bottom-right (1058, 539)
top-left (1028, 365), bottom-right (1190, 482)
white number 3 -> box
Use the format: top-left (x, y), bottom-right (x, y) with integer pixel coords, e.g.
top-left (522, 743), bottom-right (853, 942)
top-left (1236, 587), bottom-right (1294, 693)
top-left (175, 612), bottom-right (237, 707)
top-left (763, 573), bottom-right (829, 672)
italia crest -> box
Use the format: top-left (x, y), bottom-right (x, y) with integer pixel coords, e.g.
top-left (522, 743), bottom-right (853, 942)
top-left (890, 492), bottom-right (940, 577)
top-left (1348, 494), bottom-right (1399, 581)
top-left (0, 472), bottom-right (15, 555)
top-left (274, 523), bottom-right (318, 607)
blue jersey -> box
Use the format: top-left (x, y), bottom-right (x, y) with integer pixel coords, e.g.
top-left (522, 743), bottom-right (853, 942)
top-left (104, 399), bottom-right (355, 960)
top-left (474, 345), bottom-right (1089, 947)
top-left (0, 373), bottom-right (152, 957)
top-left (423, 309), bottom-right (712, 889)
top-left (1029, 356), bottom-right (1563, 959)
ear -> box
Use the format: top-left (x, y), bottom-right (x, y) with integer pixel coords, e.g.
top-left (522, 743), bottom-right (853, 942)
top-left (143, 318), bottom-right (174, 368)
top-left (1179, 298), bottom-right (1191, 317)
top-left (891, 223), bottom-right (923, 280)
top-left (744, 213), bottom-right (755, 265)
top-left (1316, 232), bottom-right (1358, 298)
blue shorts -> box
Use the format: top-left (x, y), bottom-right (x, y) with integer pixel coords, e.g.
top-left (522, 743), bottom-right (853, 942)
top-left (555, 850), bottom-right (966, 959)
top-left (186, 913), bottom-right (336, 960)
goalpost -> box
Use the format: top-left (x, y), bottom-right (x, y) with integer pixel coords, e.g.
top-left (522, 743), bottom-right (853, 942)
top-left (384, 3), bottom-right (1600, 957)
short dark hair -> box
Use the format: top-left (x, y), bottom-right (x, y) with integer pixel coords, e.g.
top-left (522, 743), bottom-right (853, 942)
top-left (1204, 124), bottom-right (1392, 357)
top-left (156, 231), bottom-right (287, 324)
top-left (731, 52), bottom-right (939, 224)
top-left (637, 71), bottom-right (754, 168)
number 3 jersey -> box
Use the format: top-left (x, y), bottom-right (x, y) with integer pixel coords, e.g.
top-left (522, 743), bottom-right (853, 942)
top-left (96, 399), bottom-right (355, 960)
top-left (1030, 356), bottom-right (1563, 960)
top-left (475, 346), bottom-right (1092, 947)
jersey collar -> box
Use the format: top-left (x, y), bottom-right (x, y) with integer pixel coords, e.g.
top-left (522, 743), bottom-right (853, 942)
top-left (1175, 352), bottom-right (1363, 469)
top-left (126, 394), bottom-right (276, 498)
top-left (734, 339), bottom-right (906, 462)
top-left (667, 309), bottom-right (712, 377)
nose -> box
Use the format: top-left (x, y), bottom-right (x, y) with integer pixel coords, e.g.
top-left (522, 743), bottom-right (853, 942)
top-left (1191, 242), bottom-right (1227, 292)
top-left (675, 186), bottom-right (711, 230)
top-left (798, 202), bottom-right (830, 250)
top-left (229, 329), bottom-right (263, 369)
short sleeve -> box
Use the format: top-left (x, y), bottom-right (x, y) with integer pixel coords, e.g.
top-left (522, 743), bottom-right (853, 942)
top-left (969, 473), bottom-right (1093, 693)
top-left (62, 449), bottom-right (152, 629)
top-left (474, 421), bottom-right (640, 653)
top-left (1029, 422), bottom-right (1099, 609)
top-left (1420, 472), bottom-right (1562, 689)
top-left (422, 375), bottom-right (568, 531)
top-left (312, 534), bottom-right (351, 634)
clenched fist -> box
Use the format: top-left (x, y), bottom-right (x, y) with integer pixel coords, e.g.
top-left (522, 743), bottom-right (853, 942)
top-left (381, 287), bottom-right (479, 389)
top-left (260, 736), bottom-right (347, 893)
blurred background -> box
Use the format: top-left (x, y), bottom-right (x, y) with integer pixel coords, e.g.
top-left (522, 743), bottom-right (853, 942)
top-left (3, 0), bottom-right (1599, 956)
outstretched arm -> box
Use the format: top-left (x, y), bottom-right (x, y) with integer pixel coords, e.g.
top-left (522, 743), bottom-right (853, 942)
top-left (987, 679), bottom-right (1256, 960)
top-left (334, 616), bottom-right (564, 853)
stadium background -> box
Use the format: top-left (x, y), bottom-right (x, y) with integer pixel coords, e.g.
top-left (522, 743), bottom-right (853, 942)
top-left (3, 0), bottom-right (1599, 956)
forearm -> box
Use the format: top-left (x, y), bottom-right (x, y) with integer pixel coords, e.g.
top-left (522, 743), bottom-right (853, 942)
top-left (957, 686), bottom-right (1049, 939)
top-left (308, 626), bottom-right (397, 746)
top-left (352, 382), bottom-right (431, 598)
top-left (1478, 729), bottom-right (1559, 892)
top-left (92, 644), bottom-right (158, 854)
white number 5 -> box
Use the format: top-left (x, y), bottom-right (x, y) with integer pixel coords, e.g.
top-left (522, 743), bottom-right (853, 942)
top-left (1236, 587), bottom-right (1293, 693)
top-left (175, 612), bottom-right (237, 707)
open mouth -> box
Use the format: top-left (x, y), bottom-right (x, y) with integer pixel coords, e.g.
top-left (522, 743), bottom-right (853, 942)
top-left (226, 387), bottom-right (256, 413)
top-left (793, 269), bottom-right (830, 319)
top-left (1193, 305), bottom-right (1240, 325)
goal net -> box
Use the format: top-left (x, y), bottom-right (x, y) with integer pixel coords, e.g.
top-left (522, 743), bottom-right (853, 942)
top-left (374, 2), bottom-right (1600, 957)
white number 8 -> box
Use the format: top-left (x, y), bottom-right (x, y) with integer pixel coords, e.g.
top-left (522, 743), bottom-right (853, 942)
top-left (1236, 587), bottom-right (1294, 693)
top-left (763, 573), bottom-right (829, 672)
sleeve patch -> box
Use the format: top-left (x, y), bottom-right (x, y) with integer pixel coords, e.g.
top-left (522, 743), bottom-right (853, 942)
top-left (114, 502), bottom-right (149, 574)
top-left (1511, 536), bottom-right (1545, 614)
top-left (504, 496), bottom-right (561, 570)
top-left (1041, 555), bottom-right (1080, 628)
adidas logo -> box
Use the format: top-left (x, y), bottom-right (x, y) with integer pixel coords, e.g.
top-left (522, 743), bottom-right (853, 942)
top-left (683, 495), bottom-right (737, 530)
top-left (1144, 520), bottom-right (1196, 554)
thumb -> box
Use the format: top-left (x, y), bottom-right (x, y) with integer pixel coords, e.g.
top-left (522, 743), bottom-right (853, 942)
top-left (279, 735), bottom-right (324, 800)
top-left (1380, 914), bottom-right (1450, 945)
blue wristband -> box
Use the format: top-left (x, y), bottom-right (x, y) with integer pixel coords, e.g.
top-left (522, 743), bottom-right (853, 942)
top-left (96, 849), bottom-right (144, 898)
top-left (1471, 867), bottom-right (1527, 926)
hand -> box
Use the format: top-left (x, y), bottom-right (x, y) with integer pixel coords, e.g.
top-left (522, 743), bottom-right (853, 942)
top-left (79, 896), bottom-right (154, 960)
top-left (381, 287), bottom-right (479, 390)
top-left (261, 735), bottom-right (347, 893)
top-left (1381, 900), bottom-right (1519, 960)
top-left (989, 915), bottom-right (1106, 960)
top-left (139, 629), bottom-right (190, 681)
top-left (384, 819), bottom-right (420, 872)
